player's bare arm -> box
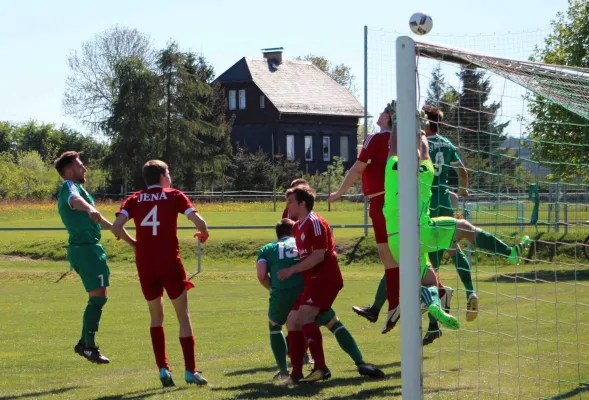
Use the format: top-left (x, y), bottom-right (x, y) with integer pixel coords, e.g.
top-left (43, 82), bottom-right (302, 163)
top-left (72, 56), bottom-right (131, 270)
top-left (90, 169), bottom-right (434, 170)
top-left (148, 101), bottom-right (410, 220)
top-left (277, 249), bottom-right (326, 280)
top-left (419, 133), bottom-right (431, 162)
top-left (329, 160), bottom-right (367, 203)
top-left (187, 211), bottom-right (209, 242)
top-left (256, 260), bottom-right (272, 291)
top-left (69, 195), bottom-right (102, 223)
top-left (109, 214), bottom-right (137, 247)
top-left (455, 161), bottom-right (469, 196)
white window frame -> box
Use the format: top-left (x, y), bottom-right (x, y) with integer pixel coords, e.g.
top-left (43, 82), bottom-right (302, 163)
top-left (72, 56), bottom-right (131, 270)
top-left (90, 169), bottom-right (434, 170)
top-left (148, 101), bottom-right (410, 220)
top-left (322, 136), bottom-right (331, 162)
top-left (239, 89), bottom-right (246, 109)
top-left (340, 136), bottom-right (349, 162)
top-left (260, 95), bottom-right (265, 109)
top-left (228, 90), bottom-right (237, 110)
top-left (286, 135), bottom-right (295, 161)
top-left (304, 136), bottom-right (313, 161)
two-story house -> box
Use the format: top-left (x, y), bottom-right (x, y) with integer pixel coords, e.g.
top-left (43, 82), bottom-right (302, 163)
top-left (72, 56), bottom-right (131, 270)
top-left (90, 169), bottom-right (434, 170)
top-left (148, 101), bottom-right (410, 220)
top-left (215, 48), bottom-right (364, 172)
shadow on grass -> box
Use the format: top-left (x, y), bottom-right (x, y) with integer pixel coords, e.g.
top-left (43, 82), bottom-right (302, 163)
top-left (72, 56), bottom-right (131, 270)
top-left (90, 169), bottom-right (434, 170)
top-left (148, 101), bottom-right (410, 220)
top-left (545, 383), bottom-right (589, 400)
top-left (212, 375), bottom-right (397, 399)
top-left (225, 365), bottom-right (280, 376)
top-left (92, 387), bottom-right (190, 400)
top-left (485, 268), bottom-right (589, 283)
top-left (0, 387), bottom-right (82, 400)
top-left (341, 236), bottom-right (367, 266)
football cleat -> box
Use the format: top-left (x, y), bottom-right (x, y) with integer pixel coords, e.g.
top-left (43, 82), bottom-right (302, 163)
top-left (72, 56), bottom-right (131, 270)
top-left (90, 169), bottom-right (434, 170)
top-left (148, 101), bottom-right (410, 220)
top-left (273, 370), bottom-right (290, 381)
top-left (82, 346), bottom-right (110, 364)
top-left (382, 307), bottom-right (400, 334)
top-left (428, 304), bottom-right (460, 330)
top-left (466, 292), bottom-right (479, 322)
top-left (357, 363), bottom-right (385, 379)
top-left (299, 368), bottom-right (332, 383)
top-left (159, 368), bottom-right (175, 387)
top-left (422, 330), bottom-right (442, 346)
top-left (280, 374), bottom-right (303, 386)
top-left (74, 339), bottom-right (85, 357)
top-left (352, 305), bottom-right (380, 323)
top-left (185, 370), bottom-right (208, 385)
top-left (509, 236), bottom-right (530, 265)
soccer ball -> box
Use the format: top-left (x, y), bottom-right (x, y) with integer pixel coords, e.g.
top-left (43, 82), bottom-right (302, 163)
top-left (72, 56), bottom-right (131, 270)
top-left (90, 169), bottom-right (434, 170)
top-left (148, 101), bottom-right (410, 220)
top-left (409, 12), bottom-right (433, 35)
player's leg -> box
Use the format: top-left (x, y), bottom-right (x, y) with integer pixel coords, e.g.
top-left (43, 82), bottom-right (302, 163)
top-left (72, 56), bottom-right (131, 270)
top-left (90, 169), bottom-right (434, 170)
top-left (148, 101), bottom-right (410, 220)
top-left (447, 242), bottom-right (478, 322)
top-left (268, 291), bottom-right (296, 379)
top-left (452, 218), bottom-right (530, 264)
top-left (382, 234), bottom-right (401, 334)
top-left (74, 244), bottom-right (110, 364)
top-left (370, 196), bottom-right (400, 326)
top-left (421, 264), bottom-right (459, 331)
top-left (352, 274), bottom-right (386, 323)
top-left (146, 295), bottom-right (174, 387)
top-left (298, 304), bottom-right (331, 383)
top-left (283, 308), bottom-right (305, 386)
top-left (318, 312), bottom-right (385, 379)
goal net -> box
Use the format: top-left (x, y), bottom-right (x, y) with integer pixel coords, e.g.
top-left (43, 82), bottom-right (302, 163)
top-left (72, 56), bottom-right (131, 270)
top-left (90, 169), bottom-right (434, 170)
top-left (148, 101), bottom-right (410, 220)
top-left (367, 28), bottom-right (589, 399)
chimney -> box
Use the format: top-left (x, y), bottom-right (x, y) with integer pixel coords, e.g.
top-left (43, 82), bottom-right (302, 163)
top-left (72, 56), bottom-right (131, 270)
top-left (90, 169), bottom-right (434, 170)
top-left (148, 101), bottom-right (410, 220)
top-left (261, 47), bottom-right (283, 65)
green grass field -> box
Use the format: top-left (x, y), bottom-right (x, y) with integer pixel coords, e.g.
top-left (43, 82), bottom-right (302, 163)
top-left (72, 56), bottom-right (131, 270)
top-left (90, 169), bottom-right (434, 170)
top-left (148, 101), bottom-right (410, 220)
top-left (1, 201), bottom-right (589, 399)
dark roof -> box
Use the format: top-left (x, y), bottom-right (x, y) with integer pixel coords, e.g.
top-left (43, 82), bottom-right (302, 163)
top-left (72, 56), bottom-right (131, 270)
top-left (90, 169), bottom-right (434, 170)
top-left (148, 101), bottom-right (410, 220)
top-left (216, 57), bottom-right (365, 117)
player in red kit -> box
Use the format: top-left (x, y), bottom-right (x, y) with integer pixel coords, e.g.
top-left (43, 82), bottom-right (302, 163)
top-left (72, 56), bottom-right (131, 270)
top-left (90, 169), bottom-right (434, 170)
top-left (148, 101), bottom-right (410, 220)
top-left (329, 102), bottom-right (400, 333)
top-left (277, 185), bottom-right (343, 385)
top-left (112, 160), bottom-right (210, 388)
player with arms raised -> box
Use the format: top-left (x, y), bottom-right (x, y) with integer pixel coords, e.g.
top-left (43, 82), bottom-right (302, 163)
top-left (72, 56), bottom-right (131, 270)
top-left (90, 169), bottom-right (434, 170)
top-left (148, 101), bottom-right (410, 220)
top-left (277, 186), bottom-right (344, 384)
top-left (112, 160), bottom-right (209, 387)
top-left (329, 102), bottom-right (400, 332)
top-left (422, 105), bottom-right (476, 345)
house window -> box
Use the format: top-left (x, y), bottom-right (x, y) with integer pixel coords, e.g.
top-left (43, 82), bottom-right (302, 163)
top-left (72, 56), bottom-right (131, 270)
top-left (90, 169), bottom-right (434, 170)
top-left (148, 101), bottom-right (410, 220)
top-left (322, 137), bottom-right (331, 162)
top-left (286, 135), bottom-right (295, 160)
top-left (340, 136), bottom-right (349, 162)
top-left (228, 90), bottom-right (236, 110)
top-left (305, 136), bottom-right (313, 161)
top-left (239, 89), bottom-right (246, 109)
top-left (260, 95), bottom-right (265, 109)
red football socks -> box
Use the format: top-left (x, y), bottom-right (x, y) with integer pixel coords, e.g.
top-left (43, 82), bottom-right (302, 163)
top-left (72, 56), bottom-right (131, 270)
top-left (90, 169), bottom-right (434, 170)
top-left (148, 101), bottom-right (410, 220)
top-left (180, 335), bottom-right (196, 374)
top-left (385, 267), bottom-right (400, 310)
top-left (302, 323), bottom-right (327, 370)
top-left (150, 326), bottom-right (169, 370)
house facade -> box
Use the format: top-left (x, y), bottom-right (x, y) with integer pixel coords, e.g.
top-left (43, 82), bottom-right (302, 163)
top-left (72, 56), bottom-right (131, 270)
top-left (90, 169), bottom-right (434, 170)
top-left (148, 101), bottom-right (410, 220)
top-left (215, 48), bottom-right (364, 173)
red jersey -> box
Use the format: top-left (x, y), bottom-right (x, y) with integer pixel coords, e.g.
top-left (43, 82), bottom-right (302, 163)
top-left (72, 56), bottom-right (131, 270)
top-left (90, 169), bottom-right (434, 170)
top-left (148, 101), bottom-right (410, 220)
top-left (118, 186), bottom-right (195, 264)
top-left (357, 130), bottom-right (391, 196)
top-left (293, 212), bottom-right (342, 284)
top-left (281, 207), bottom-right (298, 222)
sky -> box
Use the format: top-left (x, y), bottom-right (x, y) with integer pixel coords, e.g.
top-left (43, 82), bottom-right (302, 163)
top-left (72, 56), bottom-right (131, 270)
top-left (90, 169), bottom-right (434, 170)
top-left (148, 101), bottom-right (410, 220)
top-left (0, 0), bottom-right (569, 135)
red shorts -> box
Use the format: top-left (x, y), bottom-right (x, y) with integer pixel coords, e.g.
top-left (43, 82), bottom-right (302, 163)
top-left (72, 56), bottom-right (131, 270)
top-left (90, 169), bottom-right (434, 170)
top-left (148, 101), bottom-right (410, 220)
top-left (369, 194), bottom-right (387, 244)
top-left (292, 278), bottom-right (343, 312)
top-left (136, 257), bottom-right (194, 301)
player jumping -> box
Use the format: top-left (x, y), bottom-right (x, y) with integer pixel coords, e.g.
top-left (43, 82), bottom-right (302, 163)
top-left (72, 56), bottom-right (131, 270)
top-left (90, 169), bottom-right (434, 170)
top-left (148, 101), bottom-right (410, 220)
top-left (55, 151), bottom-right (136, 365)
top-left (112, 160), bottom-right (210, 387)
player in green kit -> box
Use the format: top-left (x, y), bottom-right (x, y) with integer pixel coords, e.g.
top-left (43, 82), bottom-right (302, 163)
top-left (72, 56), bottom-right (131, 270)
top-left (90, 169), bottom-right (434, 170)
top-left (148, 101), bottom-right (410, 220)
top-left (383, 123), bottom-right (530, 334)
top-left (382, 128), bottom-right (459, 333)
top-left (54, 151), bottom-right (136, 364)
top-left (423, 105), bottom-right (476, 345)
top-left (256, 219), bottom-right (384, 380)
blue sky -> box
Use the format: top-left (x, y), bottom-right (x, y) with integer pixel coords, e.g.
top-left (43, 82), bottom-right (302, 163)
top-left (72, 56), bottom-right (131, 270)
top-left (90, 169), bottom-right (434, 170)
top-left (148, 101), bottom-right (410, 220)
top-left (0, 0), bottom-right (569, 134)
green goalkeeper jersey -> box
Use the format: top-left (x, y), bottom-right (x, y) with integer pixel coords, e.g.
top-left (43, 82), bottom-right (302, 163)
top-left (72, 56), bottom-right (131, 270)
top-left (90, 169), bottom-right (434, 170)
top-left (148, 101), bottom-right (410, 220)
top-left (428, 135), bottom-right (461, 192)
top-left (257, 236), bottom-right (304, 293)
top-left (384, 156), bottom-right (435, 233)
top-left (57, 180), bottom-right (101, 245)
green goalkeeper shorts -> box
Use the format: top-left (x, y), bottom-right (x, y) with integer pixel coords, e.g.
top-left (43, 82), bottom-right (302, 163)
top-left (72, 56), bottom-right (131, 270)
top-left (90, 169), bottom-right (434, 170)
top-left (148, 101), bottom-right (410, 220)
top-left (387, 234), bottom-right (430, 280)
top-left (430, 190), bottom-right (454, 218)
top-left (420, 217), bottom-right (457, 254)
top-left (268, 287), bottom-right (337, 326)
top-left (67, 244), bottom-right (110, 292)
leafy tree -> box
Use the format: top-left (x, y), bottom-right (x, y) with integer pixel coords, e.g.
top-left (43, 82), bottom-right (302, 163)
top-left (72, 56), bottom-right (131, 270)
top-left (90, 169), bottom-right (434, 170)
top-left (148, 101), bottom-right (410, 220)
top-left (0, 122), bottom-right (13, 153)
top-left (295, 54), bottom-right (357, 95)
top-left (528, 0), bottom-right (589, 181)
top-left (63, 25), bottom-right (155, 132)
